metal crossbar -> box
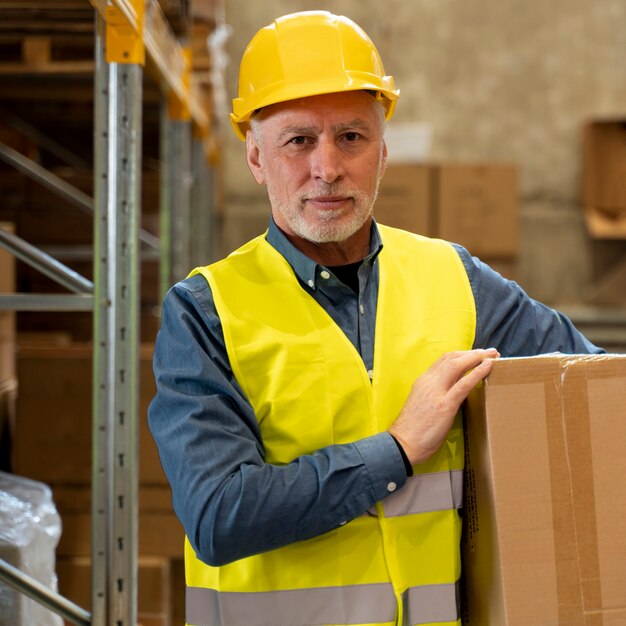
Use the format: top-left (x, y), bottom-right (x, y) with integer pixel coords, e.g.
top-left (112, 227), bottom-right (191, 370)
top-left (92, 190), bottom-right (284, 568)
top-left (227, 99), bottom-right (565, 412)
top-left (0, 557), bottom-right (91, 626)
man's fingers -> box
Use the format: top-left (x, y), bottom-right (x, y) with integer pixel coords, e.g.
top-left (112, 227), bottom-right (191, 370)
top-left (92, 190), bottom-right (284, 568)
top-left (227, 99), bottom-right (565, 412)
top-left (391, 348), bottom-right (500, 466)
top-left (435, 348), bottom-right (499, 386)
top-left (448, 352), bottom-right (498, 403)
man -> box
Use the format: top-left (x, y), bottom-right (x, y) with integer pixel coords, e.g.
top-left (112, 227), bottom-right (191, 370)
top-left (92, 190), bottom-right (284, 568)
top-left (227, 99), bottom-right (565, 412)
top-left (148, 11), bottom-right (603, 626)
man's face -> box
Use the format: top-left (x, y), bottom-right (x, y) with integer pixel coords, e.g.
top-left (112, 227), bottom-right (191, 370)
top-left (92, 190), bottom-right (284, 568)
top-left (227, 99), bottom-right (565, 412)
top-left (245, 91), bottom-right (388, 246)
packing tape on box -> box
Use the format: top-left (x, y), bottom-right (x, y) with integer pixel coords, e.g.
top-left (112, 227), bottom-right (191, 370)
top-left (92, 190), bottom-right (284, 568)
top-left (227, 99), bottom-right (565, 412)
top-left (558, 355), bottom-right (623, 621)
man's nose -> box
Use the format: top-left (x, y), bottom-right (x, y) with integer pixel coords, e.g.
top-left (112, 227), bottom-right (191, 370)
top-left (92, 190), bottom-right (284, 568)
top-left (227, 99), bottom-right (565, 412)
top-left (310, 140), bottom-right (344, 184)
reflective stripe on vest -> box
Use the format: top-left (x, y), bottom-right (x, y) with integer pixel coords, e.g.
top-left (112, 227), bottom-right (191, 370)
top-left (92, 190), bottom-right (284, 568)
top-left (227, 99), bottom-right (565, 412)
top-left (186, 581), bottom-right (461, 626)
top-left (403, 582), bottom-right (461, 626)
top-left (381, 470), bottom-right (463, 517)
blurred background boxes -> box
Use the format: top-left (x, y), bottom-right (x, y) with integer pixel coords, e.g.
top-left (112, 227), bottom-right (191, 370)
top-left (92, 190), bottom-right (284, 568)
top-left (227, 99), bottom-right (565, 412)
top-left (57, 556), bottom-right (172, 626)
top-left (52, 484), bottom-right (184, 558)
top-left (375, 164), bottom-right (432, 235)
top-left (376, 162), bottom-right (519, 279)
top-left (583, 119), bottom-right (626, 239)
top-left (437, 164), bottom-right (518, 258)
top-left (10, 339), bottom-right (185, 624)
top-left (581, 119), bottom-right (626, 308)
top-left (12, 342), bottom-right (163, 485)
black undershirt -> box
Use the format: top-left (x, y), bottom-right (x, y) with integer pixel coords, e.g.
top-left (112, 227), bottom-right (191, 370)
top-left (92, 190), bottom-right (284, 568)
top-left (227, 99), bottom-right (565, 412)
top-left (326, 261), bottom-right (361, 295)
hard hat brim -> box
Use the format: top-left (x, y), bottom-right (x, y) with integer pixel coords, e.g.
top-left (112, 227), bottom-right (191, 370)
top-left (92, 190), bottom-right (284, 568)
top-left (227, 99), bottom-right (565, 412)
top-left (230, 79), bottom-right (399, 141)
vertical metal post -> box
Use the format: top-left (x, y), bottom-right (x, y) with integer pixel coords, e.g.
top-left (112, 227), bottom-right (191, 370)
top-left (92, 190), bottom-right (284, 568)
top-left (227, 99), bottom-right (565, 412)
top-left (190, 137), bottom-right (215, 267)
top-left (158, 99), bottom-right (171, 302)
top-left (206, 162), bottom-right (220, 265)
top-left (92, 12), bottom-right (141, 626)
top-left (166, 115), bottom-right (192, 283)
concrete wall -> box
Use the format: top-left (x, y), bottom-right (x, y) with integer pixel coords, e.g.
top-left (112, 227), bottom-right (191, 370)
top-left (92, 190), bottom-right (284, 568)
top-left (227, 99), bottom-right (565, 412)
top-left (221, 0), bottom-right (626, 305)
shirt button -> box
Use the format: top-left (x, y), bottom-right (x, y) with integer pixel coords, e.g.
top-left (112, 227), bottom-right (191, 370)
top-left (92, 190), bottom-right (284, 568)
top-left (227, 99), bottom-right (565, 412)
top-left (307, 279), bottom-right (314, 288)
top-left (359, 304), bottom-right (365, 315)
top-left (387, 482), bottom-right (397, 493)
top-left (367, 369), bottom-right (374, 380)
top-left (320, 270), bottom-right (330, 279)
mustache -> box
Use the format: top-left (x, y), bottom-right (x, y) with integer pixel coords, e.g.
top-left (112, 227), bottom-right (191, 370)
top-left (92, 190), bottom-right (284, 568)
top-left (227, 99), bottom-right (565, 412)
top-left (301, 185), bottom-right (370, 202)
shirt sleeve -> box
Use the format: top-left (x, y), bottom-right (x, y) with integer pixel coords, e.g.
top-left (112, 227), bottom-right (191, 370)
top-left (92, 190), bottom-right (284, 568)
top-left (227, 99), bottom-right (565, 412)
top-left (452, 244), bottom-right (606, 356)
top-left (147, 274), bottom-right (407, 567)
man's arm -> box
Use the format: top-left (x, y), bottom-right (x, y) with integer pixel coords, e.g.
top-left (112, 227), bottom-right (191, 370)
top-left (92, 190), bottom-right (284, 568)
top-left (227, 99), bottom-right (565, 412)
top-left (453, 245), bottom-right (605, 356)
top-left (148, 275), bottom-right (407, 566)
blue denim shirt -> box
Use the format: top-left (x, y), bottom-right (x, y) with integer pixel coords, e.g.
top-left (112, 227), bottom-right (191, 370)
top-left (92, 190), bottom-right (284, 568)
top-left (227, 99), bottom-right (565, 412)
top-left (148, 218), bottom-right (603, 566)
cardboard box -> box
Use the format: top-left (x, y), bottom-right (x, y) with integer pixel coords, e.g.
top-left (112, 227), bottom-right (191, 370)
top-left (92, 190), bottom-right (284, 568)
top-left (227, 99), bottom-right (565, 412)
top-left (436, 164), bottom-right (519, 258)
top-left (56, 510), bottom-right (184, 558)
top-left (57, 556), bottom-right (171, 617)
top-left (463, 354), bottom-right (626, 625)
top-left (583, 120), bottom-right (626, 238)
top-left (136, 617), bottom-right (168, 626)
top-left (374, 164), bottom-right (432, 235)
top-left (376, 163), bottom-right (519, 258)
top-left (0, 313), bottom-right (15, 384)
top-left (52, 485), bottom-right (184, 558)
top-left (170, 558), bottom-right (186, 626)
top-left (0, 222), bottom-right (15, 293)
top-left (0, 378), bottom-right (17, 471)
top-left (13, 342), bottom-right (166, 485)
top-left (482, 257), bottom-right (519, 283)
top-left (584, 256), bottom-right (626, 309)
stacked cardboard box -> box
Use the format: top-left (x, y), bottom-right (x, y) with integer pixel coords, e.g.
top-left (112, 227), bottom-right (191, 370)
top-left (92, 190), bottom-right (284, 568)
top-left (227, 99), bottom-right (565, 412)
top-left (13, 343), bottom-right (165, 484)
top-left (57, 556), bottom-right (171, 626)
top-left (583, 119), bottom-right (626, 239)
top-left (3, 168), bottom-right (161, 344)
top-left (376, 163), bottom-right (519, 280)
top-left (581, 120), bottom-right (626, 307)
top-left (12, 341), bottom-right (185, 624)
top-left (463, 354), bottom-right (626, 624)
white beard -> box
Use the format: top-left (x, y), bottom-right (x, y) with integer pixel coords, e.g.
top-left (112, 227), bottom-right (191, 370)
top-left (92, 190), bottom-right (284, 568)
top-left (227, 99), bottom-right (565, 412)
top-left (268, 185), bottom-right (379, 244)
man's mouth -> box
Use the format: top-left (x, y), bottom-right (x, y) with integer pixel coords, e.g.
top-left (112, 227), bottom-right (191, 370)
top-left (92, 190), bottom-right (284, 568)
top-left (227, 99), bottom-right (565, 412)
top-left (304, 195), bottom-right (352, 210)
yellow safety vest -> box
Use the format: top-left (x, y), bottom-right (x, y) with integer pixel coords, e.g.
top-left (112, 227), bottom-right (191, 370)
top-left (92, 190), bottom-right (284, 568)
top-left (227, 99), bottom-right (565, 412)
top-left (186, 224), bottom-right (476, 626)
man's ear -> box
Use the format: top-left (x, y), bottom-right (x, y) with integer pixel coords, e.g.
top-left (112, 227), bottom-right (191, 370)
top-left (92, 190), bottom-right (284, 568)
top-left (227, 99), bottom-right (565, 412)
top-left (246, 129), bottom-right (265, 185)
top-left (380, 140), bottom-right (388, 178)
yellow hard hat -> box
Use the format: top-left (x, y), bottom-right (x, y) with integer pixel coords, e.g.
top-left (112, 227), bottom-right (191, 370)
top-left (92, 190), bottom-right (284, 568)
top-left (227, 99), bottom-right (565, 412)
top-left (230, 11), bottom-right (400, 140)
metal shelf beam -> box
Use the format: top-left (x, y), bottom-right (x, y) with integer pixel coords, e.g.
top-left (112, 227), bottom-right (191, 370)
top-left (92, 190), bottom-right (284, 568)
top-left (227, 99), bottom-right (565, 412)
top-left (0, 557), bottom-right (91, 626)
top-left (0, 142), bottom-right (94, 216)
top-left (0, 142), bottom-right (160, 250)
top-left (0, 227), bottom-right (93, 294)
top-left (0, 293), bottom-right (93, 311)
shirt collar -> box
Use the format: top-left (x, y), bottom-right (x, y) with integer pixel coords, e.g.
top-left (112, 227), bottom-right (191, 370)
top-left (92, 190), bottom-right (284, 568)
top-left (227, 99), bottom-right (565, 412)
top-left (266, 216), bottom-right (384, 290)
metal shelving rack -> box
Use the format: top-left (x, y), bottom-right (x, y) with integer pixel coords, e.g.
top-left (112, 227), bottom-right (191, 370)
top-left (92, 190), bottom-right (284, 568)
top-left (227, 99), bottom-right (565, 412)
top-left (0, 1), bottom-right (221, 624)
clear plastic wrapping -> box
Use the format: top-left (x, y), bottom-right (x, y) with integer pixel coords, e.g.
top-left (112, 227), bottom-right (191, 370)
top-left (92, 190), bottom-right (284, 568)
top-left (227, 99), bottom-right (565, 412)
top-left (0, 471), bottom-right (63, 626)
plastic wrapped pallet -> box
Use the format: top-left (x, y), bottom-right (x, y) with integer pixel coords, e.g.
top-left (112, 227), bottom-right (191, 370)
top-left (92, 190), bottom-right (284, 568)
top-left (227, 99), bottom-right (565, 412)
top-left (0, 472), bottom-right (63, 626)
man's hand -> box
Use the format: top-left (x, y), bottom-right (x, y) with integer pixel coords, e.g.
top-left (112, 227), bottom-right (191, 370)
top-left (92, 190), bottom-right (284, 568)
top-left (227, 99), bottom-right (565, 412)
top-left (389, 348), bottom-right (500, 466)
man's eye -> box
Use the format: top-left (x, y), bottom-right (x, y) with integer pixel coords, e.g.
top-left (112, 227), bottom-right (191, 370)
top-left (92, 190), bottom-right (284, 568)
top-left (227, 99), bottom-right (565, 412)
top-left (289, 136), bottom-right (307, 145)
top-left (344, 132), bottom-right (361, 142)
